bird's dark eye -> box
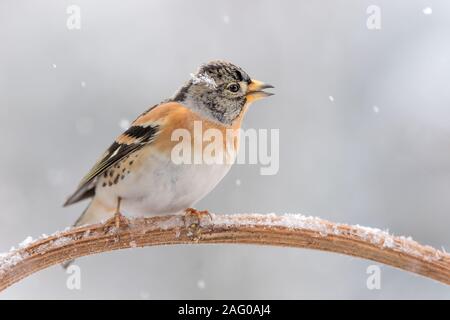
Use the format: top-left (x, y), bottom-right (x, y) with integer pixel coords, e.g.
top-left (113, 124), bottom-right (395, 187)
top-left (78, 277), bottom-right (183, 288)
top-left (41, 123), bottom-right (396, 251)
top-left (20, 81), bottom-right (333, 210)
top-left (227, 83), bottom-right (240, 93)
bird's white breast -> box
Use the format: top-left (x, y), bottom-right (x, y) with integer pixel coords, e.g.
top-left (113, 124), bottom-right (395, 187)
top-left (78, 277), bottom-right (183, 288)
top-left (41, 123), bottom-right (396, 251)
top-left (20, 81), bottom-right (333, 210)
top-left (95, 147), bottom-right (233, 216)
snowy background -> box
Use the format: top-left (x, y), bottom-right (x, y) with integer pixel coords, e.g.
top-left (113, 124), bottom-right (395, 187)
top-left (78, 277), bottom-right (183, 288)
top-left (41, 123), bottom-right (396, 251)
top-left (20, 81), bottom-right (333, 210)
top-left (1, 0), bottom-right (450, 299)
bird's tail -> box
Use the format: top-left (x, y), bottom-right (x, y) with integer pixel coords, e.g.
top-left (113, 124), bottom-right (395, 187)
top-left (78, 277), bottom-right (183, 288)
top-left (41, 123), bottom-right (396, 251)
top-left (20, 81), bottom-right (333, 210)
top-left (62, 197), bottom-right (114, 269)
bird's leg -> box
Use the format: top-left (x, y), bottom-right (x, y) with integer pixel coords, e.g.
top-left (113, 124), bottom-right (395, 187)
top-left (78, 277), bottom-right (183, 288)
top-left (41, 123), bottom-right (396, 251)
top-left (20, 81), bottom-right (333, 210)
top-left (183, 208), bottom-right (212, 240)
top-left (104, 197), bottom-right (129, 231)
top-left (184, 208), bottom-right (212, 226)
top-left (113, 197), bottom-right (129, 228)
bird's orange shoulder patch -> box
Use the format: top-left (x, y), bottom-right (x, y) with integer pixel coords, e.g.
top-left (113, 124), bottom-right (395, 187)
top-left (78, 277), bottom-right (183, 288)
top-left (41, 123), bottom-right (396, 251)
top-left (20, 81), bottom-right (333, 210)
top-left (133, 102), bottom-right (189, 127)
top-left (146, 101), bottom-right (243, 154)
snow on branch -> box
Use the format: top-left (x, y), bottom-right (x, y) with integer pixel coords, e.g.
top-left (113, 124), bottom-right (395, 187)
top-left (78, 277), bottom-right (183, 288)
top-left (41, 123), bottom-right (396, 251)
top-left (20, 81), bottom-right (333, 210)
top-left (0, 213), bottom-right (449, 292)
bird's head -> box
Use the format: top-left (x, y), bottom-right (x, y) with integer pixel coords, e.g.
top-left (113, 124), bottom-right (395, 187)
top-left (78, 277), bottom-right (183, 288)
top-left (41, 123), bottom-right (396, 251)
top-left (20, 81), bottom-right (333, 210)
top-left (173, 60), bottom-right (274, 125)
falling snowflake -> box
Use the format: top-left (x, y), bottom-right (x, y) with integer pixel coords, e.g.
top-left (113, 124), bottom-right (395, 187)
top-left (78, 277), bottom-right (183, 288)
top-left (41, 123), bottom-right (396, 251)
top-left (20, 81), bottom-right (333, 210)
top-left (80, 81), bottom-right (86, 88)
top-left (373, 105), bottom-right (380, 113)
top-left (328, 95), bottom-right (334, 102)
top-left (52, 64), bottom-right (57, 69)
top-left (197, 280), bottom-right (206, 289)
top-left (223, 15), bottom-right (230, 24)
top-left (235, 179), bottom-right (241, 186)
top-left (119, 119), bottom-right (131, 130)
top-left (423, 7), bottom-right (432, 15)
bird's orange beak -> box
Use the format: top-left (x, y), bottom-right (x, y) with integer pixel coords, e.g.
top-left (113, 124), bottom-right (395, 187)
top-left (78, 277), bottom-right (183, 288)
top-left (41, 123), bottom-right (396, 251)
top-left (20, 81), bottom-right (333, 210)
top-left (246, 79), bottom-right (274, 103)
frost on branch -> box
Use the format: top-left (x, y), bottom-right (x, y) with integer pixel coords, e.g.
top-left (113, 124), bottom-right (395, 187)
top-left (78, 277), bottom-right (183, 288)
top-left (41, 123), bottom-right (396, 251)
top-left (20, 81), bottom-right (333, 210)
top-left (210, 213), bottom-right (446, 262)
top-left (0, 213), bottom-right (449, 291)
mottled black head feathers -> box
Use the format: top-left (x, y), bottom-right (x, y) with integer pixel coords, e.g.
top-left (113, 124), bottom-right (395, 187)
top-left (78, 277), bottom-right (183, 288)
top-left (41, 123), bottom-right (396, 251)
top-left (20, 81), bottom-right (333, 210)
top-left (173, 60), bottom-right (253, 125)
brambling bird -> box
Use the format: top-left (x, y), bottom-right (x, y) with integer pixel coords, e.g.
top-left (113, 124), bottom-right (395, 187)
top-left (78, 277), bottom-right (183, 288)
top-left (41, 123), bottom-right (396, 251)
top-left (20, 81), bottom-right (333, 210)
top-left (64, 60), bottom-right (274, 229)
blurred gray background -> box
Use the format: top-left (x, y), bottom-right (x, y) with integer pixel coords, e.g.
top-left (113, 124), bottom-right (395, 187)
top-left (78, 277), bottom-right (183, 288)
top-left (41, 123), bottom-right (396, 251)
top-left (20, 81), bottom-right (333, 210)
top-left (1, 0), bottom-right (450, 299)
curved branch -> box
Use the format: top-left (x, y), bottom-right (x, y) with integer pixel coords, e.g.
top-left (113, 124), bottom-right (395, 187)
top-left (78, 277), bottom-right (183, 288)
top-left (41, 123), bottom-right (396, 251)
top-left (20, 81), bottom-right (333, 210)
top-left (0, 213), bottom-right (449, 292)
